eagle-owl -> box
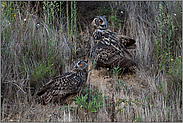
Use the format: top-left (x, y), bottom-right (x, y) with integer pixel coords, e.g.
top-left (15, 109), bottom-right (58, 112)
top-left (36, 60), bottom-right (88, 105)
top-left (90, 16), bottom-right (137, 69)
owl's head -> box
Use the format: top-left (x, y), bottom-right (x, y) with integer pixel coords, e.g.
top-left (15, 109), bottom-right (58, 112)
top-left (91, 16), bottom-right (108, 30)
top-left (71, 60), bottom-right (88, 72)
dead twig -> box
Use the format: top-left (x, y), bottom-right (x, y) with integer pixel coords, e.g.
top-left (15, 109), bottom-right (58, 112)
top-left (3, 81), bottom-right (27, 95)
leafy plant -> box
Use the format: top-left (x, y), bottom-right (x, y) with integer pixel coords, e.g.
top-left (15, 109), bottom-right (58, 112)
top-left (29, 60), bottom-right (54, 82)
top-left (112, 66), bottom-right (122, 76)
top-left (44, 117), bottom-right (49, 122)
top-left (116, 79), bottom-right (125, 92)
top-left (73, 88), bottom-right (108, 113)
top-left (108, 2), bottom-right (122, 31)
top-left (133, 114), bottom-right (142, 122)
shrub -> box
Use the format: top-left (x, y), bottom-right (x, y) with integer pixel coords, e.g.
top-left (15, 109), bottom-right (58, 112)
top-left (73, 87), bottom-right (108, 113)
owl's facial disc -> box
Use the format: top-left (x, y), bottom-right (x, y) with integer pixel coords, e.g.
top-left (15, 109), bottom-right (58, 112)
top-left (72, 63), bottom-right (75, 67)
top-left (70, 60), bottom-right (88, 72)
top-left (93, 16), bottom-right (107, 30)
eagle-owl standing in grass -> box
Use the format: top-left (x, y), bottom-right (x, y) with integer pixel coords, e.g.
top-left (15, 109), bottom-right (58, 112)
top-left (36, 60), bottom-right (88, 105)
top-left (90, 16), bottom-right (137, 70)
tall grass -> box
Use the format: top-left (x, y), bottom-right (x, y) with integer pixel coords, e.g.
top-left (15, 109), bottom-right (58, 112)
top-left (154, 3), bottom-right (182, 92)
top-left (67, 1), bottom-right (77, 55)
top-left (1, 2), bottom-right (78, 121)
top-left (1, 1), bottom-right (182, 122)
top-left (112, 1), bottom-right (182, 121)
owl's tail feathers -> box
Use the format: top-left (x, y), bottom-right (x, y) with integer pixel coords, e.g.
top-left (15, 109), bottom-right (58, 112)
top-left (120, 59), bottom-right (140, 72)
top-left (124, 59), bottom-right (152, 74)
top-left (118, 35), bottom-right (137, 49)
top-left (117, 58), bottom-right (136, 68)
top-left (36, 93), bottom-right (53, 105)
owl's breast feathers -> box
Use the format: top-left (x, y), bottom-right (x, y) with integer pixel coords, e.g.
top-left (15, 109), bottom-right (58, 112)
top-left (93, 29), bottom-right (119, 44)
top-left (36, 70), bottom-right (88, 105)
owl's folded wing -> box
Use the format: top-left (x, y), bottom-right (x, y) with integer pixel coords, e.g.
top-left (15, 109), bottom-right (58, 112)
top-left (36, 72), bottom-right (82, 104)
top-left (36, 72), bottom-right (71, 96)
top-left (117, 34), bottom-right (137, 49)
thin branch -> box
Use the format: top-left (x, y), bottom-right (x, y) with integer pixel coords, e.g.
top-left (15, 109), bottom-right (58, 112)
top-left (3, 81), bottom-right (27, 95)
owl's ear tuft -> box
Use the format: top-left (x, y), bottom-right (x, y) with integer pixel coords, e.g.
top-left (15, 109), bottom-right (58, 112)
top-left (82, 61), bottom-right (87, 64)
top-left (90, 17), bottom-right (95, 21)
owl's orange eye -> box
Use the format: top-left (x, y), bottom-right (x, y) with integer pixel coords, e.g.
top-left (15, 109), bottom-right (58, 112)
top-left (79, 63), bottom-right (82, 66)
top-left (72, 63), bottom-right (75, 66)
top-left (99, 20), bottom-right (103, 24)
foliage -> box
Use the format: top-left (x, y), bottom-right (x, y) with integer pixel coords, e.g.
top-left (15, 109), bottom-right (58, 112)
top-left (1, 1), bottom-right (67, 108)
top-left (44, 117), bottom-right (49, 122)
top-left (116, 79), bottom-right (125, 92)
top-left (73, 88), bottom-right (108, 113)
top-left (1, 1), bottom-right (78, 82)
top-left (112, 67), bottom-right (122, 76)
top-left (154, 3), bottom-right (182, 91)
top-left (133, 114), bottom-right (142, 122)
top-left (108, 2), bottom-right (122, 31)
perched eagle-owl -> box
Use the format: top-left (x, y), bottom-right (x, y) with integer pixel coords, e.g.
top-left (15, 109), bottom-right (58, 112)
top-left (36, 60), bottom-right (88, 105)
top-left (90, 16), bottom-right (137, 69)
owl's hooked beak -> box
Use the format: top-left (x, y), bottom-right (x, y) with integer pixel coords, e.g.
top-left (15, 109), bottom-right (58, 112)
top-left (100, 24), bottom-right (107, 30)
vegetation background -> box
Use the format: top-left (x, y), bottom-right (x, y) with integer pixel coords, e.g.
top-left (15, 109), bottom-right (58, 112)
top-left (1, 1), bottom-right (182, 122)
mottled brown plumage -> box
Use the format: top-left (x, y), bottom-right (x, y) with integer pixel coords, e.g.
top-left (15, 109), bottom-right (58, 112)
top-left (36, 60), bottom-right (88, 105)
top-left (90, 16), bottom-right (137, 69)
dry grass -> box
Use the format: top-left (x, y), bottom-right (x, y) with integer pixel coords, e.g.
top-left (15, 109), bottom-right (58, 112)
top-left (1, 1), bottom-right (182, 122)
